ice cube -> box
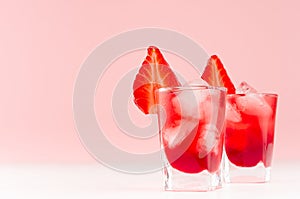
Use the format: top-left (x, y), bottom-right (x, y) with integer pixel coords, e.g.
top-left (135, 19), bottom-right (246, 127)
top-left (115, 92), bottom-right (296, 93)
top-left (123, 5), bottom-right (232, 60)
top-left (235, 93), bottom-right (272, 117)
top-left (226, 102), bottom-right (242, 122)
top-left (237, 93), bottom-right (273, 137)
top-left (164, 118), bottom-right (198, 149)
top-left (236, 81), bottom-right (257, 94)
top-left (234, 81), bottom-right (272, 116)
top-left (172, 89), bottom-right (207, 120)
top-left (197, 124), bottom-right (220, 158)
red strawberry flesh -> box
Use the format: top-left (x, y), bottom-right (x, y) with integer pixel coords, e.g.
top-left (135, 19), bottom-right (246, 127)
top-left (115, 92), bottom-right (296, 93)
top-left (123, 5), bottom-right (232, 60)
top-left (133, 46), bottom-right (181, 114)
top-left (201, 55), bottom-right (236, 94)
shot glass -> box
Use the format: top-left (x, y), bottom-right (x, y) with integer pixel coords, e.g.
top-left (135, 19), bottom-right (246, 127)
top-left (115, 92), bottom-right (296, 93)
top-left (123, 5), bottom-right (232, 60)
top-left (224, 93), bottom-right (278, 183)
top-left (156, 86), bottom-right (227, 191)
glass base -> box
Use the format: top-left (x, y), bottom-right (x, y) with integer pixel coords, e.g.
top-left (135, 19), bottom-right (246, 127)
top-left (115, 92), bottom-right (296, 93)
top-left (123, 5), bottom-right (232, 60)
top-left (163, 165), bottom-right (222, 191)
top-left (224, 157), bottom-right (271, 183)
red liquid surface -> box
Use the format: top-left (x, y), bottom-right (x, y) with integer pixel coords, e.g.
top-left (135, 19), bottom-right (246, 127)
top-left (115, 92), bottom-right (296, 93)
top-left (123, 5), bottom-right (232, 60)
top-left (225, 94), bottom-right (277, 168)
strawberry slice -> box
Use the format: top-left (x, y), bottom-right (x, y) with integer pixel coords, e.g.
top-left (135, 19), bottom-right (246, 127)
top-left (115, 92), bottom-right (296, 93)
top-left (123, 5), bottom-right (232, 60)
top-left (133, 46), bottom-right (181, 114)
top-left (201, 55), bottom-right (236, 94)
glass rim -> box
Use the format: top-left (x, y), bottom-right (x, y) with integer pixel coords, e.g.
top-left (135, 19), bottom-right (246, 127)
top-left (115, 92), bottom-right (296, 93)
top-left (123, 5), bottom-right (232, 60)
top-left (227, 92), bottom-right (278, 98)
top-left (156, 85), bottom-right (227, 93)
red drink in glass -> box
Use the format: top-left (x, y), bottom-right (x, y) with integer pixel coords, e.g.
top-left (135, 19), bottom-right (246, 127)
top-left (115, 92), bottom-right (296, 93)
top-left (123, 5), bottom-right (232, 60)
top-left (224, 93), bottom-right (278, 182)
top-left (156, 86), bottom-right (226, 191)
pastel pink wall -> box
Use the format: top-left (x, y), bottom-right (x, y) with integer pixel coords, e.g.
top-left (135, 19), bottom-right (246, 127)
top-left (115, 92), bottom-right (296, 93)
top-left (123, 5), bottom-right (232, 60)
top-left (0, 0), bottom-right (298, 163)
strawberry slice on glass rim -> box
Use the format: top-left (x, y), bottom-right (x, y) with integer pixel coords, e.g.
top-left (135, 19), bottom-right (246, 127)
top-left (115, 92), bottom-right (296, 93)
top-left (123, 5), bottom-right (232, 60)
top-left (201, 55), bottom-right (236, 94)
top-left (133, 46), bottom-right (181, 114)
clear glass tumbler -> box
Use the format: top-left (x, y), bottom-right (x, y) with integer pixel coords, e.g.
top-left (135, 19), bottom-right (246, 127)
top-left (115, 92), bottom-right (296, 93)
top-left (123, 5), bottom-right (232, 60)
top-left (224, 93), bottom-right (278, 183)
top-left (156, 86), bottom-right (227, 191)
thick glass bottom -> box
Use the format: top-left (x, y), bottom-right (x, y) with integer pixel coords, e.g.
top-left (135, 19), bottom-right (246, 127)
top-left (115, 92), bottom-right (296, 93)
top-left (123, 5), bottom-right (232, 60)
top-left (224, 155), bottom-right (271, 183)
top-left (163, 164), bottom-right (222, 191)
